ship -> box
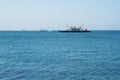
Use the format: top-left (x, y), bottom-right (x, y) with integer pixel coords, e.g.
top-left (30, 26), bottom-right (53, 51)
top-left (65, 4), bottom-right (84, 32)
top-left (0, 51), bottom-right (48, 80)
top-left (58, 25), bottom-right (91, 32)
top-left (40, 28), bottom-right (48, 32)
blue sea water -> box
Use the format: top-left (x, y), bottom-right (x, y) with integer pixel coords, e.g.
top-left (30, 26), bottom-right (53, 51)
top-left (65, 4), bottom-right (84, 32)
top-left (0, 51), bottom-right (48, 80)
top-left (0, 31), bottom-right (120, 80)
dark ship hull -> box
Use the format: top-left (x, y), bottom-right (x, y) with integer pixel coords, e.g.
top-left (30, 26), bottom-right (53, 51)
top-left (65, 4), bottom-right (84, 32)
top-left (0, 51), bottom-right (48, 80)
top-left (59, 30), bottom-right (91, 32)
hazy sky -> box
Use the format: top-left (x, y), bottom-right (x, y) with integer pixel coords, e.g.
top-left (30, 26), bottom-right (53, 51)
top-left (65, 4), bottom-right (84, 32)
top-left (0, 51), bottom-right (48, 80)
top-left (0, 0), bottom-right (120, 30)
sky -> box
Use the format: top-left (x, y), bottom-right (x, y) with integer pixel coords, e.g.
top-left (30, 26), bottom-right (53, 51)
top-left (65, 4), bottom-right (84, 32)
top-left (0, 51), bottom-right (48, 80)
top-left (0, 0), bottom-right (120, 30)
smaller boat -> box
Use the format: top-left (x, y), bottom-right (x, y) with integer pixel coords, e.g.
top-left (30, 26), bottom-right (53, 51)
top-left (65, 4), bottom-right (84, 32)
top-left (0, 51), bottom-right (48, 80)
top-left (40, 28), bottom-right (48, 32)
top-left (59, 25), bottom-right (91, 32)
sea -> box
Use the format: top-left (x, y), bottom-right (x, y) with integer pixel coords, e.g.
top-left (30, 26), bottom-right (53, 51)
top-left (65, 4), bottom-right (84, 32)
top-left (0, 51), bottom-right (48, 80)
top-left (0, 31), bottom-right (120, 80)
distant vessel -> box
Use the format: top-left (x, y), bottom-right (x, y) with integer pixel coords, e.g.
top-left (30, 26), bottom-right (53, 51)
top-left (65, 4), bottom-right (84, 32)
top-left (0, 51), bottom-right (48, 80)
top-left (59, 25), bottom-right (91, 32)
top-left (40, 28), bottom-right (48, 32)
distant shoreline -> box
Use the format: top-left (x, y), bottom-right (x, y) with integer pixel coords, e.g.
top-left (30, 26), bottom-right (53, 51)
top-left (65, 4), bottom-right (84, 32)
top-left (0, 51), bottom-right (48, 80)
top-left (0, 30), bottom-right (120, 32)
